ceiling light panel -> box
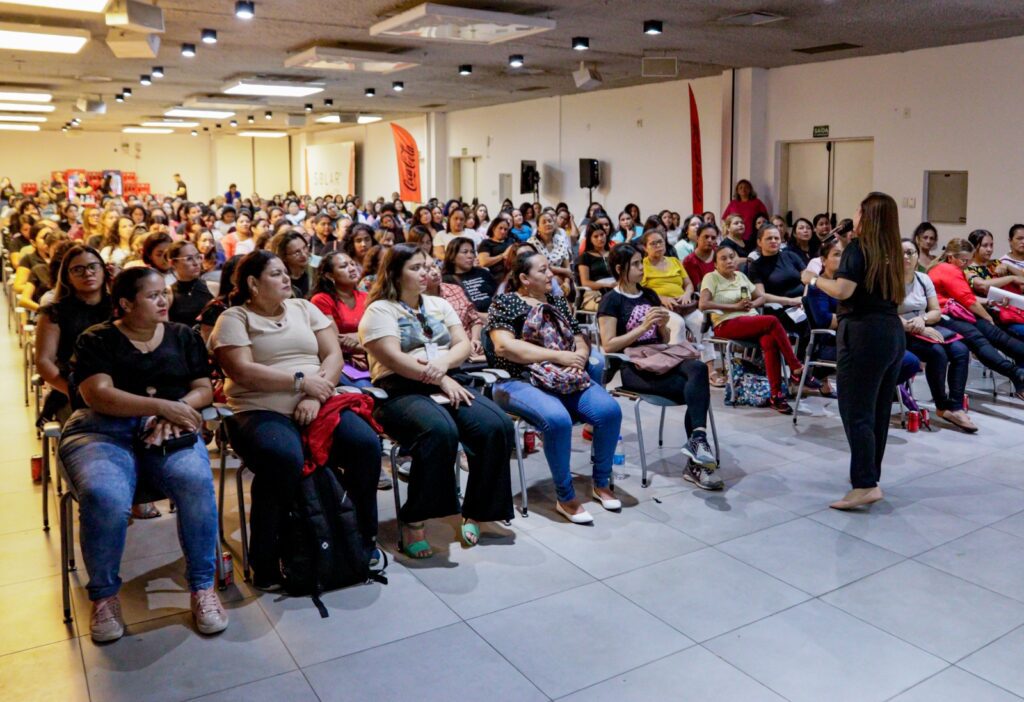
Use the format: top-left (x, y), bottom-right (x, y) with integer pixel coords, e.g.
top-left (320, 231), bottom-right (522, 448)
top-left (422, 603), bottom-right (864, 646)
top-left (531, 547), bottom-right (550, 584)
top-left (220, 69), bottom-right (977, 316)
top-left (0, 1), bottom-right (110, 11)
top-left (123, 127), bottom-right (172, 134)
top-left (0, 123), bottom-right (40, 131)
top-left (0, 22), bottom-right (90, 54)
top-left (238, 130), bottom-right (286, 138)
top-left (0, 102), bottom-right (55, 112)
top-left (0, 114), bottom-right (46, 122)
top-left (164, 107), bottom-right (235, 119)
top-left (357, 115), bottom-right (381, 125)
top-left (370, 3), bottom-right (555, 45)
top-left (223, 78), bottom-right (325, 97)
top-left (0, 90), bottom-right (51, 102)
top-left (285, 46), bottom-right (419, 74)
top-left (141, 121), bottom-right (199, 128)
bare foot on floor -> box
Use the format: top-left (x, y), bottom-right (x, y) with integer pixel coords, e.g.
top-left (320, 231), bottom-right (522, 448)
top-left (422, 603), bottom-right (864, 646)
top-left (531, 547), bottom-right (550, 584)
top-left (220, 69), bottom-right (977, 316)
top-left (830, 487), bottom-right (884, 510)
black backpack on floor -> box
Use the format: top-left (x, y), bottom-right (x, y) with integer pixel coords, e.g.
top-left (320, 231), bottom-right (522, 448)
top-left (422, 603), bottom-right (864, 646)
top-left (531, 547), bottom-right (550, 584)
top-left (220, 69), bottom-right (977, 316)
top-left (279, 466), bottom-right (387, 617)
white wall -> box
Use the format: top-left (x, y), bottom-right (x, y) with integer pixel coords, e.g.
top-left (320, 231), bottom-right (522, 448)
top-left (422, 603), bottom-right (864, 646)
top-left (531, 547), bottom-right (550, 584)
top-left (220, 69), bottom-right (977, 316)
top-left (291, 116), bottom-right (427, 202)
top-left (0, 130), bottom-right (214, 199)
top-left (445, 75), bottom-right (724, 219)
top-left (757, 35), bottom-right (1024, 244)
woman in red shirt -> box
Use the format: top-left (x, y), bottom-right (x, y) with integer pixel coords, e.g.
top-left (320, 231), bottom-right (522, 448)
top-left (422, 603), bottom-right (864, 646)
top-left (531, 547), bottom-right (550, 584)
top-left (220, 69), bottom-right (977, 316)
top-left (311, 252), bottom-right (370, 386)
top-left (721, 179), bottom-right (768, 249)
top-left (928, 238), bottom-right (1024, 400)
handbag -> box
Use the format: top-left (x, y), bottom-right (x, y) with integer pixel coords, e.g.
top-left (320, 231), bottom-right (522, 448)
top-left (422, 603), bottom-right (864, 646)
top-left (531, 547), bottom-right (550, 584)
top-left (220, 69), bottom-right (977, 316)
top-left (910, 324), bottom-right (963, 345)
top-left (942, 299), bottom-right (976, 324)
top-left (521, 302), bottom-right (591, 394)
top-left (625, 342), bottom-right (700, 374)
top-left (996, 303), bottom-right (1024, 326)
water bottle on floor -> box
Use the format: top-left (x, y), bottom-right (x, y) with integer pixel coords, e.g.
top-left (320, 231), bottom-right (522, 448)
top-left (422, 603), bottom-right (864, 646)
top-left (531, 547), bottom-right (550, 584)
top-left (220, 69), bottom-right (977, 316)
top-left (613, 435), bottom-right (629, 480)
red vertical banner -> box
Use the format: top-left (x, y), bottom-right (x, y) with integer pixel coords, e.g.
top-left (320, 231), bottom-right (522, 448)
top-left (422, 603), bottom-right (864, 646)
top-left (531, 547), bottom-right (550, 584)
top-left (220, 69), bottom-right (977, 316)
top-left (688, 85), bottom-right (704, 214)
top-left (390, 123), bottom-right (422, 202)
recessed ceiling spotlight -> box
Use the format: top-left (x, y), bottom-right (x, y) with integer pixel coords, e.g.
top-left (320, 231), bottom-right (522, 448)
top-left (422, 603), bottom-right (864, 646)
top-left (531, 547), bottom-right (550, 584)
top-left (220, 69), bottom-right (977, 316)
top-left (70, 117), bottom-right (80, 125)
top-left (61, 126), bottom-right (67, 132)
top-left (235, 1), bottom-right (255, 19)
top-left (115, 93), bottom-right (124, 102)
top-left (215, 123), bottom-right (222, 129)
top-left (392, 80), bottom-right (404, 92)
top-left (247, 115), bottom-right (254, 124)
top-left (201, 29), bottom-right (217, 44)
top-left (364, 87), bottom-right (375, 97)
top-left (572, 36), bottom-right (589, 51)
top-left (324, 98), bottom-right (333, 107)
top-left (643, 20), bottom-right (663, 35)
top-left (122, 87), bottom-right (132, 97)
top-left (152, 66), bottom-right (164, 78)
top-left (264, 110), bottom-right (272, 119)
top-left (182, 43), bottom-right (196, 57)
top-left (508, 54), bottom-right (524, 68)
top-left (229, 119), bottom-right (238, 126)
top-left (459, 64), bottom-right (472, 76)
top-left (191, 129), bottom-right (198, 136)
top-left (140, 74), bottom-right (151, 86)
top-left (203, 126), bottom-right (209, 131)
top-left (304, 103), bottom-right (312, 112)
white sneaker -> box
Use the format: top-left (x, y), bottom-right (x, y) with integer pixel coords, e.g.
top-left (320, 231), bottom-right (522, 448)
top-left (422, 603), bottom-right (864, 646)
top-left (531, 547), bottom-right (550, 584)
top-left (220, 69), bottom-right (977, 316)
top-left (90, 595), bottom-right (125, 643)
top-left (555, 502), bottom-right (594, 524)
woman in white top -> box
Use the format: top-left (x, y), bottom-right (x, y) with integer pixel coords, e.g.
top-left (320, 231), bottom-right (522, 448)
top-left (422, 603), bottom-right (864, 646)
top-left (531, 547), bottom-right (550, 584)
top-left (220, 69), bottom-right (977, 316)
top-left (100, 216), bottom-right (135, 272)
top-left (359, 243), bottom-right (514, 556)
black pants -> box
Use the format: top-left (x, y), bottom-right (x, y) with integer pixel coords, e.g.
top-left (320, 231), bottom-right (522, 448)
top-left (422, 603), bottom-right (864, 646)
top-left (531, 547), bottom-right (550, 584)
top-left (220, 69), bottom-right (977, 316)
top-left (837, 314), bottom-right (905, 489)
top-left (373, 381), bottom-right (514, 524)
top-left (226, 409), bottom-right (381, 581)
top-left (620, 358), bottom-right (711, 435)
top-left (905, 335), bottom-right (970, 411)
top-left (944, 317), bottom-right (1024, 391)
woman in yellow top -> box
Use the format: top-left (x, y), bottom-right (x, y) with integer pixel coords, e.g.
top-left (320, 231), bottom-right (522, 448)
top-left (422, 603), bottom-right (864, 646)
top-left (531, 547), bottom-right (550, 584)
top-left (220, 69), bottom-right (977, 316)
top-left (640, 228), bottom-right (721, 384)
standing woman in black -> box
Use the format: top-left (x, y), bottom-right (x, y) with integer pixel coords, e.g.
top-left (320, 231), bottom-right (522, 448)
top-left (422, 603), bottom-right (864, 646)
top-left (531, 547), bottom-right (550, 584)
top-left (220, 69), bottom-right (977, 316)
top-left (801, 193), bottom-right (905, 510)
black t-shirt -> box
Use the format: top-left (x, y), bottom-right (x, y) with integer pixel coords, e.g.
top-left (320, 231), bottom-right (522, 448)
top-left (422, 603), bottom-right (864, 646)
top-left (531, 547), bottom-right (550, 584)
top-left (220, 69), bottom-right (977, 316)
top-left (452, 267), bottom-right (497, 313)
top-left (40, 295), bottom-right (112, 377)
top-left (478, 238), bottom-right (513, 281)
top-left (72, 321), bottom-right (209, 402)
top-left (18, 249), bottom-right (45, 271)
top-left (835, 238), bottom-right (898, 319)
top-left (169, 278), bottom-right (214, 326)
top-left (580, 251), bottom-right (612, 283)
top-left (719, 237), bottom-right (748, 256)
top-left (291, 269), bottom-right (311, 300)
top-left (746, 249), bottom-right (806, 298)
top-left (310, 234), bottom-right (340, 258)
top-left (486, 293), bottom-right (580, 377)
top-left (597, 288), bottom-right (663, 347)
top-left (27, 263), bottom-right (52, 303)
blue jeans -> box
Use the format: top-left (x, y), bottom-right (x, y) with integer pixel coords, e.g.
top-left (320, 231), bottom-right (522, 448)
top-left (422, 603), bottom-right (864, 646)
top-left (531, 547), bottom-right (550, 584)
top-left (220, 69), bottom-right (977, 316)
top-left (59, 410), bottom-right (218, 601)
top-left (493, 379), bottom-right (622, 502)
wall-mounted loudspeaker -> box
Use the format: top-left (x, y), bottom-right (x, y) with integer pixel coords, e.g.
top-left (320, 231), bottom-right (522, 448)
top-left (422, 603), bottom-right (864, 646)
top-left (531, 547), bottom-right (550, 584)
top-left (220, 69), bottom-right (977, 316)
top-left (520, 160), bottom-right (539, 194)
top-left (579, 158), bottom-right (600, 189)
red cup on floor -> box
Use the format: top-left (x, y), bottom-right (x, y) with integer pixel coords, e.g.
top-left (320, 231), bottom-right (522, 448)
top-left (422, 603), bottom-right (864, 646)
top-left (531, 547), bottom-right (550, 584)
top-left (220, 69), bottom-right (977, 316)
top-left (963, 394), bottom-right (970, 412)
top-left (524, 430), bottom-right (537, 454)
top-left (907, 410), bottom-right (920, 433)
top-left (30, 454), bottom-right (42, 483)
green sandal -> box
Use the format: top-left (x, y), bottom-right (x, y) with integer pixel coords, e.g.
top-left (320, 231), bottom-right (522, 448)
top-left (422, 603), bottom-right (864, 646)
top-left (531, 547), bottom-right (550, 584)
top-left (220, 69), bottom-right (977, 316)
top-left (460, 519), bottom-right (480, 547)
top-left (402, 523), bottom-right (433, 559)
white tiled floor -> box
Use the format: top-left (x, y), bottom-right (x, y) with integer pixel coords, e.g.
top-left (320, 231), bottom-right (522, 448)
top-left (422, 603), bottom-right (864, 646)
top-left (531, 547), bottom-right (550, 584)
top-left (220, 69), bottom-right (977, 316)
top-left (2, 315), bottom-right (1024, 702)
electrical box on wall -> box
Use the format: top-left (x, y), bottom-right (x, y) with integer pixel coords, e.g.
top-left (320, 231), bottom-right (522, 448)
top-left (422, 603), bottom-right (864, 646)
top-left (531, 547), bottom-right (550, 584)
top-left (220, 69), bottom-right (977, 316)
top-left (925, 171), bottom-right (968, 224)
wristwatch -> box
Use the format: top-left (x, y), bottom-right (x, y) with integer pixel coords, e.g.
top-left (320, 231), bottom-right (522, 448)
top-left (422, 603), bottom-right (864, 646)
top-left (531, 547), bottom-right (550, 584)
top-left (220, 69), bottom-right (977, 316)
top-left (293, 371), bottom-right (304, 393)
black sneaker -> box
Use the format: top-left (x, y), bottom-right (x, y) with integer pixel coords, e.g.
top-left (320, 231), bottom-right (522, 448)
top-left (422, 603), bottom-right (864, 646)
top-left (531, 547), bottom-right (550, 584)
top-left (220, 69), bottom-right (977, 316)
top-left (684, 461), bottom-right (724, 490)
top-left (680, 433), bottom-right (717, 467)
top-left (769, 395), bottom-right (793, 415)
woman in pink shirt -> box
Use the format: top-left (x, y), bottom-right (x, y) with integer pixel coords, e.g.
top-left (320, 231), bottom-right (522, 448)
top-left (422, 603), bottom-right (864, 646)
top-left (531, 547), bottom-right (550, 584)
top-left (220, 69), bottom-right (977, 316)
top-left (721, 179), bottom-right (768, 249)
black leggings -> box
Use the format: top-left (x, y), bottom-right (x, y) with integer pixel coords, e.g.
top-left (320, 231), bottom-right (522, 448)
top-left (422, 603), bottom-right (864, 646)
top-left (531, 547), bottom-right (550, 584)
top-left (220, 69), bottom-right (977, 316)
top-left (944, 317), bottom-right (1024, 391)
top-left (226, 409), bottom-right (381, 580)
top-left (620, 358), bottom-right (711, 435)
top-left (837, 314), bottom-right (905, 489)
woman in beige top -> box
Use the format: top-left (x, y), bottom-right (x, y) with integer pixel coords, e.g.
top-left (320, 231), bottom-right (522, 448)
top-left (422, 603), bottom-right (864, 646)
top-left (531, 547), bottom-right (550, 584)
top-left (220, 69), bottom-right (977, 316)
top-left (209, 250), bottom-right (382, 590)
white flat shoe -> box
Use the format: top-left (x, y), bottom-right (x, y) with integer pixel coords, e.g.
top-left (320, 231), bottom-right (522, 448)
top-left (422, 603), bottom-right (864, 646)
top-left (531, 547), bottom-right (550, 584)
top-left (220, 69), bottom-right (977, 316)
top-left (591, 489), bottom-right (622, 511)
top-left (555, 502), bottom-right (594, 524)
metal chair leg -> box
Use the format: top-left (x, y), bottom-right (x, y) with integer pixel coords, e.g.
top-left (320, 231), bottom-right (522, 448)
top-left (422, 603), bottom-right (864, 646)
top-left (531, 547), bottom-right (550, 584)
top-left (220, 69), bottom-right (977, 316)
top-left (512, 419), bottom-right (528, 517)
top-left (658, 407), bottom-right (666, 447)
top-left (793, 342), bottom-right (813, 425)
top-left (708, 403), bottom-right (721, 461)
top-left (634, 400), bottom-right (649, 487)
top-left (235, 464), bottom-right (250, 582)
top-left (217, 430), bottom-right (228, 546)
top-left (41, 433), bottom-right (50, 531)
top-left (60, 492), bottom-right (72, 623)
top-left (389, 443), bottom-right (404, 551)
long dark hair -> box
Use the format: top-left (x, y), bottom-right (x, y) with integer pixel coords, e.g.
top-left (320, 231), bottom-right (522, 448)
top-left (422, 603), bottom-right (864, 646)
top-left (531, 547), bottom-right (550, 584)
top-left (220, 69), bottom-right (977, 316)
top-left (52, 244), bottom-right (110, 305)
top-left (857, 192), bottom-right (905, 304)
top-left (368, 243), bottom-right (427, 303)
top-left (311, 251), bottom-right (350, 298)
top-left (442, 236), bottom-right (476, 277)
top-left (507, 250), bottom-right (545, 294)
top-left (343, 223), bottom-right (374, 260)
top-left (229, 250), bottom-right (277, 306)
top-left (111, 267), bottom-right (162, 319)
top-left (141, 231), bottom-right (173, 267)
top-left (609, 243), bottom-right (641, 283)
top-left (732, 179), bottom-right (757, 201)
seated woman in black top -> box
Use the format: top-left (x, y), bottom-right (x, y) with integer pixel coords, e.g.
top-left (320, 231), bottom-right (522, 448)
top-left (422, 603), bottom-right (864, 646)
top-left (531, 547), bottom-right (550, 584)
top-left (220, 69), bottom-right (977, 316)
top-left (597, 244), bottom-right (720, 490)
top-left (442, 236), bottom-right (497, 314)
top-left (35, 244), bottom-right (113, 424)
top-left (167, 240), bottom-right (214, 326)
top-left (746, 223), bottom-right (810, 351)
top-left (787, 218), bottom-right (818, 267)
top-left (577, 224), bottom-right (615, 309)
top-left (271, 230), bottom-right (312, 299)
top-left (477, 216), bottom-right (514, 282)
top-left (59, 267), bottom-right (225, 642)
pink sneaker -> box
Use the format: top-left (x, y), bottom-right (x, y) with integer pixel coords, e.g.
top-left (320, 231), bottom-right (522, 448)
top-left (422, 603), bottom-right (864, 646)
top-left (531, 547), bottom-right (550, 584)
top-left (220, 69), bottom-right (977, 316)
top-left (191, 588), bottom-right (228, 635)
top-left (90, 595), bottom-right (125, 643)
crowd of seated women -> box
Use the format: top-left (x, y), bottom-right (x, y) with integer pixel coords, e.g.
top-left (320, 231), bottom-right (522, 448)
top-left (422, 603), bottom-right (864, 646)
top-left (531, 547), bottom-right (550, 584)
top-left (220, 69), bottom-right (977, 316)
top-left (8, 175), bottom-right (1024, 650)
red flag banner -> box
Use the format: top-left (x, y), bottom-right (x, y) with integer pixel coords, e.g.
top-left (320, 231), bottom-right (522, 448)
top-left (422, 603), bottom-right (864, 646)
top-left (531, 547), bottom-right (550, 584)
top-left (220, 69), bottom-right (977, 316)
top-left (688, 85), bottom-right (704, 214)
top-left (390, 123), bottom-right (422, 202)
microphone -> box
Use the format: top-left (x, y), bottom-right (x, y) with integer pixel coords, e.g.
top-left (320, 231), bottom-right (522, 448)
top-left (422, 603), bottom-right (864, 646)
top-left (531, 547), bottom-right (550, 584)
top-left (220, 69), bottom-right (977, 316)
top-left (830, 219), bottom-right (854, 238)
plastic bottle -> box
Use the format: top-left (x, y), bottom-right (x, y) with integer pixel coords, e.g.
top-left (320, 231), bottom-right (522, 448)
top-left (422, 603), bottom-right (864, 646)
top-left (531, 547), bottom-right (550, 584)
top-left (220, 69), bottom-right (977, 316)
top-left (613, 435), bottom-right (625, 466)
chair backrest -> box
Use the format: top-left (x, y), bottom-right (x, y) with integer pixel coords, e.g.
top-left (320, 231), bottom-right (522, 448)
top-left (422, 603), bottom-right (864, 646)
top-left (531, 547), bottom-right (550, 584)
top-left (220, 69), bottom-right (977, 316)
top-left (802, 294), bottom-right (828, 330)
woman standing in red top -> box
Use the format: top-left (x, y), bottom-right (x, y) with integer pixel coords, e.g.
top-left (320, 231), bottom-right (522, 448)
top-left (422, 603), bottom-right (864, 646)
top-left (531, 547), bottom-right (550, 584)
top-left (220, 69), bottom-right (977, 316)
top-left (721, 179), bottom-right (768, 249)
top-left (928, 238), bottom-right (1024, 400)
top-left (310, 252), bottom-right (370, 386)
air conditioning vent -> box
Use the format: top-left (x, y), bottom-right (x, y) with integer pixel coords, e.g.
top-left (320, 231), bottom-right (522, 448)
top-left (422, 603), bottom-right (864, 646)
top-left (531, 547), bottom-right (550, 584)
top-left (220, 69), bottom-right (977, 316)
top-left (641, 56), bottom-right (678, 78)
top-left (718, 11), bottom-right (786, 26)
top-left (794, 42), bottom-right (862, 55)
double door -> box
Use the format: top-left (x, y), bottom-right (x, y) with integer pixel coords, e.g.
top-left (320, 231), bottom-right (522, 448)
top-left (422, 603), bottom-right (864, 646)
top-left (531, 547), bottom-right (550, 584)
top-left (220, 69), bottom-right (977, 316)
top-left (783, 139), bottom-right (873, 225)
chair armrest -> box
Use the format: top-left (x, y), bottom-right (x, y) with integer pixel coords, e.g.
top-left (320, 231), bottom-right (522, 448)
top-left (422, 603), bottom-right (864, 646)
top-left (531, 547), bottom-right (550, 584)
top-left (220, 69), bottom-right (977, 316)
top-left (809, 329), bottom-right (837, 339)
top-left (604, 352), bottom-right (630, 363)
top-left (43, 421), bottom-right (61, 439)
top-left (201, 406), bottom-right (219, 422)
top-left (214, 403), bottom-right (234, 418)
top-left (483, 367), bottom-right (510, 380)
top-left (31, 374), bottom-right (43, 387)
top-left (466, 371), bottom-right (497, 384)
top-left (335, 385), bottom-right (363, 395)
top-left (361, 386), bottom-right (388, 400)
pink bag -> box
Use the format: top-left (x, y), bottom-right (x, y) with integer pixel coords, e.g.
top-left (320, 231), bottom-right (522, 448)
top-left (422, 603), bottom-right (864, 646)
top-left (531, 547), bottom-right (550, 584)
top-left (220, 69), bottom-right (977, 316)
top-left (942, 299), bottom-right (977, 324)
top-left (625, 342), bottom-right (700, 374)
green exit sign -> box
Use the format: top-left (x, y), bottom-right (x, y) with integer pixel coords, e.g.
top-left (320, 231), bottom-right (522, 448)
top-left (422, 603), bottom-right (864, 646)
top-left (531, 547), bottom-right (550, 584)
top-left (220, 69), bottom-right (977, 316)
top-left (813, 125), bottom-right (830, 138)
